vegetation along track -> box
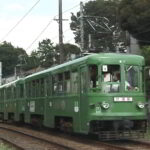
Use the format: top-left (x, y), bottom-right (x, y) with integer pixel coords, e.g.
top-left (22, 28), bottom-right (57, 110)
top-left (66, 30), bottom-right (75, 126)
top-left (0, 123), bottom-right (150, 150)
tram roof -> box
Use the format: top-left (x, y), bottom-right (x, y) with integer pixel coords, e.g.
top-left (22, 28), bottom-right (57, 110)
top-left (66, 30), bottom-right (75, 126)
top-left (25, 53), bottom-right (144, 80)
top-left (0, 78), bottom-right (24, 89)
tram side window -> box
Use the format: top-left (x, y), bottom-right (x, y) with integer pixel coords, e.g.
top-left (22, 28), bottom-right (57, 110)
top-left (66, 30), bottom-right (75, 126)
top-left (13, 87), bottom-right (17, 99)
top-left (19, 84), bottom-right (24, 98)
top-left (125, 65), bottom-right (139, 91)
top-left (58, 73), bottom-right (63, 94)
top-left (0, 89), bottom-right (3, 100)
top-left (32, 80), bottom-right (36, 98)
top-left (40, 78), bottom-right (45, 97)
top-left (89, 65), bottom-right (98, 88)
top-left (0, 89), bottom-right (4, 100)
top-left (6, 87), bottom-right (12, 100)
top-left (0, 90), bottom-right (1, 100)
top-left (71, 70), bottom-right (78, 94)
top-left (46, 76), bottom-right (51, 96)
top-left (52, 73), bottom-right (63, 95)
top-left (52, 75), bottom-right (58, 95)
top-left (26, 82), bottom-right (32, 98)
top-left (35, 79), bottom-right (40, 97)
top-left (64, 71), bottom-right (70, 94)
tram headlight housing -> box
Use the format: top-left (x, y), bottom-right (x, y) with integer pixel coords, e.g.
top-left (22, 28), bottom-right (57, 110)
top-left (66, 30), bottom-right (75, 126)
top-left (137, 102), bottom-right (145, 109)
top-left (101, 102), bottom-right (110, 109)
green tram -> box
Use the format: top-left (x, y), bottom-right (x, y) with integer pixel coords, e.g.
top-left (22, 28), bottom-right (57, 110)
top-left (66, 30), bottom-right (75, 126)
top-left (0, 53), bottom-right (148, 139)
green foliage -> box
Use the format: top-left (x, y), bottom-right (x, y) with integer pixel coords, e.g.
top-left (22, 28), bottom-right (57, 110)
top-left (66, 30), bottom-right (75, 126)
top-left (0, 142), bottom-right (17, 150)
top-left (70, 0), bottom-right (123, 52)
top-left (22, 51), bottom-right (40, 71)
top-left (55, 43), bottom-right (81, 62)
top-left (33, 39), bottom-right (80, 67)
top-left (36, 39), bottom-right (56, 68)
top-left (0, 41), bottom-right (27, 77)
top-left (141, 46), bottom-right (150, 65)
top-left (0, 39), bottom-right (80, 76)
top-left (119, 0), bottom-right (150, 46)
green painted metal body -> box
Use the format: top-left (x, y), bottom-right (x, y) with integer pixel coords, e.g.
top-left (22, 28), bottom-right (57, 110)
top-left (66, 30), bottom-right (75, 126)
top-left (0, 53), bottom-right (147, 134)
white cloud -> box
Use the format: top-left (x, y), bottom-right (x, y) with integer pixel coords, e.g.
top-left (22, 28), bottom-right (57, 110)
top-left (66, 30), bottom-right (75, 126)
top-left (0, 13), bottom-right (77, 54)
top-left (4, 3), bottom-right (24, 11)
top-left (0, 0), bottom-right (92, 54)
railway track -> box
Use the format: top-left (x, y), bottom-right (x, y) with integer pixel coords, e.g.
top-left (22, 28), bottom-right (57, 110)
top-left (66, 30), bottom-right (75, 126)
top-left (0, 126), bottom-right (71, 150)
top-left (0, 123), bottom-right (149, 150)
top-left (107, 139), bottom-right (150, 150)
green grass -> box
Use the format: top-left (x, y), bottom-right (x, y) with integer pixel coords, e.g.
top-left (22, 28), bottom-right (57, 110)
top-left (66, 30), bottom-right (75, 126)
top-left (0, 143), bottom-right (17, 150)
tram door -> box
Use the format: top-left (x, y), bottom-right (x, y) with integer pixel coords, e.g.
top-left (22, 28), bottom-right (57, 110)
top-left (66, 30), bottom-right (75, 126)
top-left (80, 66), bottom-right (88, 132)
top-left (145, 67), bottom-right (150, 123)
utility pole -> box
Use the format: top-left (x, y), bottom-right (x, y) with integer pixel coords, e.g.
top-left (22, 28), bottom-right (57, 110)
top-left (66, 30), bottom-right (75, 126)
top-left (80, 2), bottom-right (84, 52)
top-left (59, 0), bottom-right (64, 64)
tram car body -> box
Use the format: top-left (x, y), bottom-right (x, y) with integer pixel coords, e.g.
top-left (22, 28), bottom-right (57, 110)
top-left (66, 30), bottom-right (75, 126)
top-left (0, 53), bottom-right (147, 139)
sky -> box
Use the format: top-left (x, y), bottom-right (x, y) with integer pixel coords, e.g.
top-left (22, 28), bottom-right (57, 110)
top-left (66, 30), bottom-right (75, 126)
top-left (0, 0), bottom-right (89, 54)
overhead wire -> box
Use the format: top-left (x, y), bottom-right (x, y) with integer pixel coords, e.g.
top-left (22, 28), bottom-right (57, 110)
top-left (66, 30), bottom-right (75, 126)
top-left (50, 28), bottom-right (71, 42)
top-left (0, 0), bottom-right (41, 43)
top-left (1, 0), bottom-right (90, 50)
top-left (26, 19), bottom-right (55, 50)
top-left (26, 0), bottom-right (90, 51)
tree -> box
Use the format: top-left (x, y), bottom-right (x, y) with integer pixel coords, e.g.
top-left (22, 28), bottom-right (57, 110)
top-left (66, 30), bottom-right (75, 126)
top-left (119, 0), bottom-right (150, 46)
top-left (70, 0), bottom-right (124, 52)
top-left (22, 50), bottom-right (40, 71)
top-left (55, 43), bottom-right (81, 62)
top-left (0, 41), bottom-right (27, 77)
top-left (36, 39), bottom-right (56, 68)
top-left (141, 46), bottom-right (150, 65)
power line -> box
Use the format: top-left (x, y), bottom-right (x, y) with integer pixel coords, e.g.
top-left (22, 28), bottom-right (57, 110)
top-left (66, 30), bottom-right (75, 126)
top-left (0, 0), bottom-right (41, 43)
top-left (62, 0), bottom-right (89, 14)
top-left (26, 19), bottom-right (54, 50)
top-left (51, 28), bottom-right (71, 41)
top-left (26, 0), bottom-right (89, 51)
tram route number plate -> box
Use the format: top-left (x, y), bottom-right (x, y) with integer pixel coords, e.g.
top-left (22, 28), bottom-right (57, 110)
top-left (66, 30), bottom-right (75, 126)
top-left (114, 97), bottom-right (133, 102)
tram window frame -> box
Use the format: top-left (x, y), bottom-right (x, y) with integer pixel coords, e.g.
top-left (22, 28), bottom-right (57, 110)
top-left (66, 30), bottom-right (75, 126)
top-left (57, 73), bottom-right (63, 94)
top-left (19, 84), bottom-right (24, 98)
top-left (0, 89), bottom-right (1, 100)
top-left (125, 65), bottom-right (140, 92)
top-left (26, 82), bottom-right (32, 98)
top-left (71, 70), bottom-right (78, 94)
top-left (101, 65), bottom-right (121, 93)
top-left (52, 75), bottom-right (58, 95)
top-left (13, 86), bottom-right (17, 99)
top-left (32, 80), bottom-right (36, 98)
top-left (64, 71), bottom-right (71, 94)
top-left (0, 89), bottom-right (4, 100)
top-left (40, 78), bottom-right (45, 97)
top-left (6, 87), bottom-right (12, 100)
top-left (52, 73), bottom-right (64, 95)
top-left (88, 65), bottom-right (98, 89)
top-left (35, 79), bottom-right (40, 97)
top-left (46, 75), bottom-right (51, 96)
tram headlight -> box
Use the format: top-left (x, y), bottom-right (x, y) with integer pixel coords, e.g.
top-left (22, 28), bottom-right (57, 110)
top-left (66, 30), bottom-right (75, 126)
top-left (137, 102), bottom-right (145, 109)
top-left (101, 102), bottom-right (110, 109)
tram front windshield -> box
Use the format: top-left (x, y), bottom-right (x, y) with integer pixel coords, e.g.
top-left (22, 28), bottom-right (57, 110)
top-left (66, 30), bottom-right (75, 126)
top-left (102, 65), bottom-right (121, 93)
top-left (89, 64), bottom-right (141, 93)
